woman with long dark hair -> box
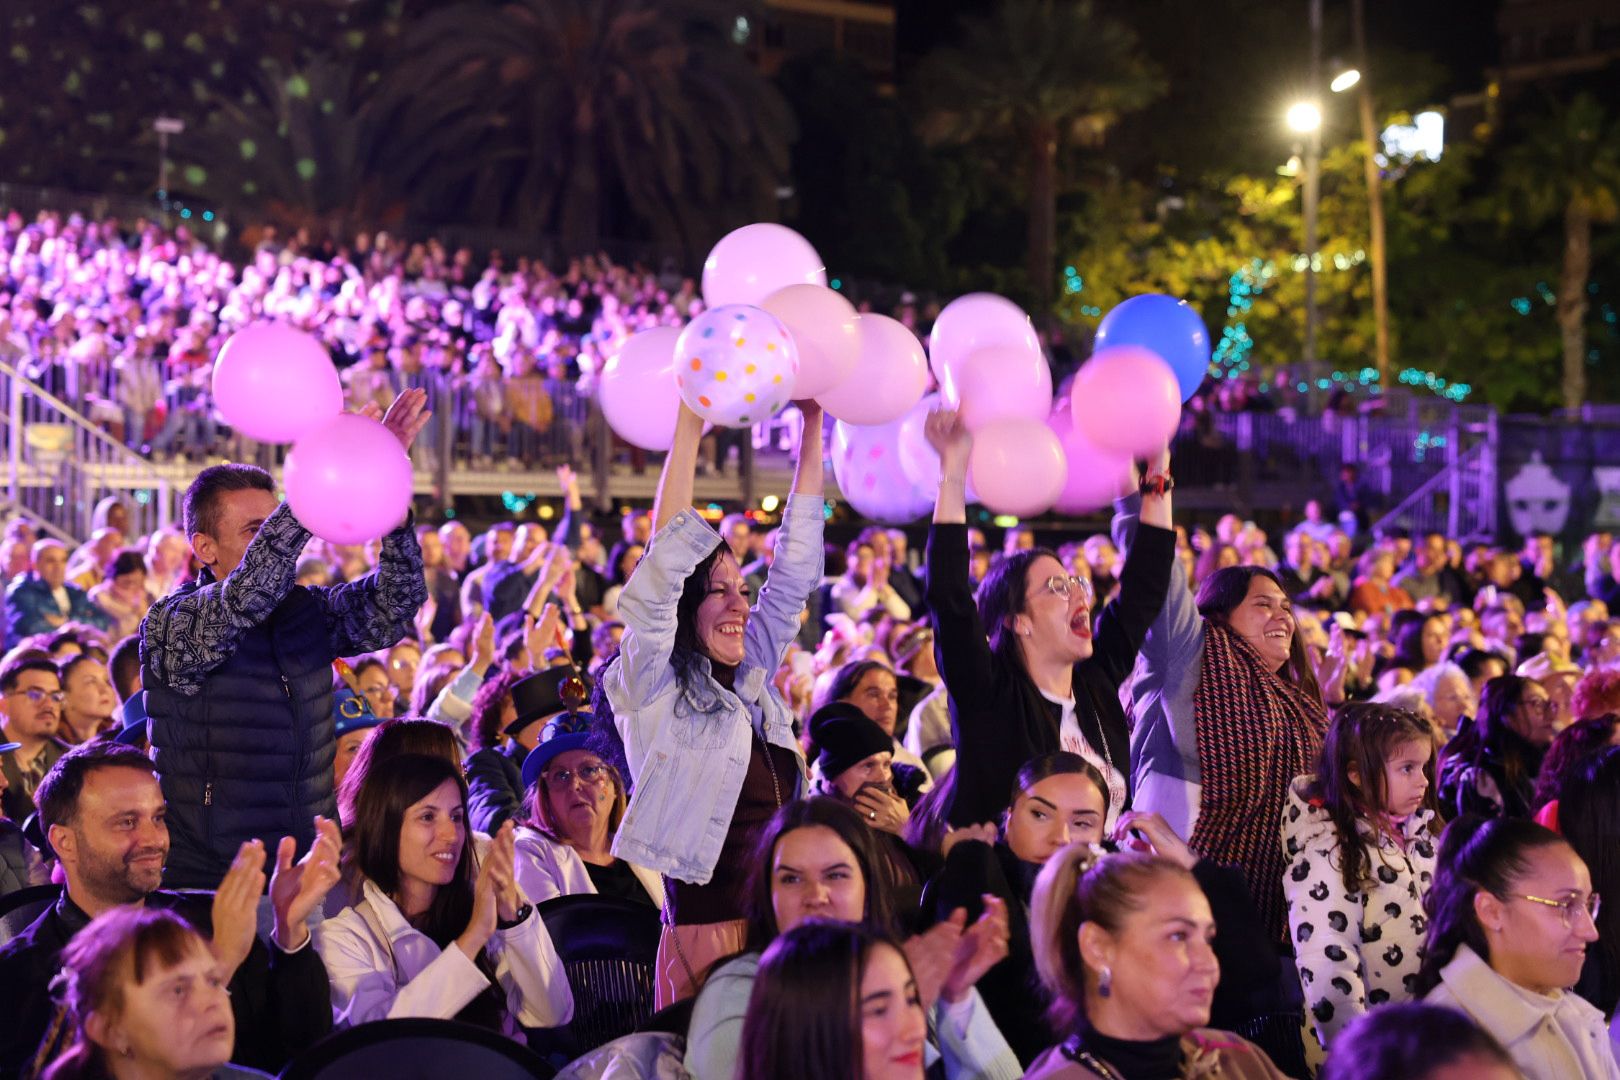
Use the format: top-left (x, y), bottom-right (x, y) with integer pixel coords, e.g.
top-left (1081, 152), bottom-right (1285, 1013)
top-left (922, 410), bottom-right (1175, 833)
top-left (316, 753), bottom-right (572, 1035)
top-left (739, 922), bottom-right (927, 1080)
top-left (1416, 816), bottom-right (1615, 1079)
top-left (595, 399), bottom-right (825, 1006)
top-left (1122, 510), bottom-right (1329, 942)
top-left (685, 797), bottom-right (1016, 1080)
top-left (1551, 746), bottom-right (1620, 1017)
top-left (1437, 675), bottom-right (1555, 819)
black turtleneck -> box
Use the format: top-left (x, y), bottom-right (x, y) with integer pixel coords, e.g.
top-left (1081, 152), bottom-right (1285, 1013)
top-left (1069, 1024), bottom-right (1183, 1080)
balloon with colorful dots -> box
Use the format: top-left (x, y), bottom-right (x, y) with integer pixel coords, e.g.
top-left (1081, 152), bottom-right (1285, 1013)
top-left (673, 304), bottom-right (800, 428)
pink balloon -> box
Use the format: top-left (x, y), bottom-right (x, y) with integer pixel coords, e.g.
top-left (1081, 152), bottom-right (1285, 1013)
top-left (968, 419), bottom-right (1067, 518)
top-left (832, 419), bottom-right (934, 524)
top-left (601, 327), bottom-right (681, 451)
top-left (284, 415), bottom-right (414, 544)
top-left (702, 224), bottom-right (827, 308)
top-left (212, 322), bottom-right (344, 444)
top-left (946, 345), bottom-right (1054, 432)
top-left (1070, 345), bottom-right (1182, 457)
top-left (928, 293), bottom-right (1040, 392)
top-left (896, 392), bottom-right (981, 504)
top-left (818, 314), bottom-right (928, 426)
top-left (761, 284), bottom-right (859, 399)
top-left (675, 305), bottom-right (799, 428)
top-left (1048, 406), bottom-right (1133, 515)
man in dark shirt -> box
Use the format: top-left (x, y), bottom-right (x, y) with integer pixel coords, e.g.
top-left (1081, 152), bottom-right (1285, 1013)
top-left (0, 742), bottom-right (339, 1075)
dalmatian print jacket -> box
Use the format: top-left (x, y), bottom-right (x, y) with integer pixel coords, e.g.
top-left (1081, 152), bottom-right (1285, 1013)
top-left (1281, 776), bottom-right (1438, 1057)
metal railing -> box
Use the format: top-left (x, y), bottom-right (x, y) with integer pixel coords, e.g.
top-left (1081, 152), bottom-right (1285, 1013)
top-left (1369, 440), bottom-right (1498, 541)
top-left (0, 359), bottom-right (177, 543)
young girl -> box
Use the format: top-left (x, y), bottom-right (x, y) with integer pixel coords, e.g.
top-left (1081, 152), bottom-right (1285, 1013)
top-left (1282, 703), bottom-right (1439, 1062)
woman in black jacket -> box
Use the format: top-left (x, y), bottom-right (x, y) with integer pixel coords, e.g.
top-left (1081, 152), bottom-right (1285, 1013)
top-left (922, 409), bottom-right (1175, 829)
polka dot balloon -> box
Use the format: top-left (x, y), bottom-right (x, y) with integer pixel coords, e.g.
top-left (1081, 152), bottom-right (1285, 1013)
top-left (673, 304), bottom-right (800, 428)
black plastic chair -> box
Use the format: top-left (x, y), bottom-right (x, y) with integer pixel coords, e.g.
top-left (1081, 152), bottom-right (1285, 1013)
top-left (0, 883), bottom-right (60, 946)
top-left (526, 894), bottom-right (662, 1063)
top-left (278, 1017), bottom-right (554, 1080)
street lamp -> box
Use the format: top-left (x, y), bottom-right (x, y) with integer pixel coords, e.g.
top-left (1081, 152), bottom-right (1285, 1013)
top-left (1287, 98), bottom-right (1324, 401)
top-left (1286, 101), bottom-right (1323, 134)
top-left (1330, 68), bottom-right (1361, 94)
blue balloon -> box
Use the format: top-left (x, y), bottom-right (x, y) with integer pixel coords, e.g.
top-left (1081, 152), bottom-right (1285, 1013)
top-left (1094, 295), bottom-right (1211, 402)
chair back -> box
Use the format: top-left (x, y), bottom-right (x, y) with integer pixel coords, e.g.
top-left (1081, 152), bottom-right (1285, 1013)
top-left (278, 1017), bottom-right (553, 1080)
top-left (528, 894), bottom-right (662, 1062)
top-left (0, 884), bottom-right (60, 946)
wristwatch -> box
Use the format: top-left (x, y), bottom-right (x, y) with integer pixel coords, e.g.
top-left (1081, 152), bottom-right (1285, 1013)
top-left (496, 903), bottom-right (533, 931)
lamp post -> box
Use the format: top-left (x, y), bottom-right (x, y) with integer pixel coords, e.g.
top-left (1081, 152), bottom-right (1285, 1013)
top-left (153, 116), bottom-right (184, 209)
top-left (1286, 100), bottom-right (1323, 407)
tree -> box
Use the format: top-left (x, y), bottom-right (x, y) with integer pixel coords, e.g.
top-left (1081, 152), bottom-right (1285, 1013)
top-left (376, 0), bottom-right (793, 257)
top-left (1498, 92), bottom-right (1620, 411)
top-left (911, 0), bottom-right (1163, 315)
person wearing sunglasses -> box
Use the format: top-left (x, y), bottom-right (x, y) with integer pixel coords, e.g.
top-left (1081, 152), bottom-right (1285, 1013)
top-left (511, 712), bottom-right (663, 909)
top-left (1417, 815), bottom-right (1618, 1080)
top-left (1439, 675), bottom-right (1556, 820)
top-left (922, 409), bottom-right (1175, 833)
top-left (0, 653), bottom-right (70, 824)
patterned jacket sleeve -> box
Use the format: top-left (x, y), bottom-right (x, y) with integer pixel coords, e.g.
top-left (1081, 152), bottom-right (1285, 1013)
top-left (140, 502), bottom-right (311, 696)
top-left (319, 517), bottom-right (429, 657)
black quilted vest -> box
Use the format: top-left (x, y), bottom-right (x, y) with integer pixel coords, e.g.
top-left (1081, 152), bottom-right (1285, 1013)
top-left (145, 585), bottom-right (336, 889)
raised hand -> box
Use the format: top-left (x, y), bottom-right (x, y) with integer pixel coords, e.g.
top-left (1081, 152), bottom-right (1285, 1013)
top-left (940, 822), bottom-right (999, 859)
top-left (485, 821), bottom-right (523, 924)
top-left (211, 839), bottom-right (268, 979)
top-left (457, 856), bottom-right (499, 960)
top-left (853, 785), bottom-right (910, 836)
top-left (1112, 810), bottom-right (1196, 869)
top-left (470, 611), bottom-right (496, 672)
top-left (940, 896), bottom-right (1012, 1004)
top-left (902, 909), bottom-right (966, 1010)
top-left (269, 816), bottom-right (343, 951)
top-left (923, 408), bottom-right (972, 470)
top-left (380, 387), bottom-right (433, 451)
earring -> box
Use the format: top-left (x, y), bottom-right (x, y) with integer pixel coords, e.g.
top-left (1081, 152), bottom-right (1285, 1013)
top-left (1098, 966), bottom-right (1113, 998)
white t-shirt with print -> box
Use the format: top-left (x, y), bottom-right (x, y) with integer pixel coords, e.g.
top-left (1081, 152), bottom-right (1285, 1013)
top-left (1038, 687), bottom-right (1126, 832)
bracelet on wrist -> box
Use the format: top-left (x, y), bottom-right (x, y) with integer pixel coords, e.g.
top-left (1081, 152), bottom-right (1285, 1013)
top-left (1139, 471), bottom-right (1174, 497)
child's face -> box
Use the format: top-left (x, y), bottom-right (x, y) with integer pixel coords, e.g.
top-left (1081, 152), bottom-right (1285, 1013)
top-left (1380, 737), bottom-right (1432, 818)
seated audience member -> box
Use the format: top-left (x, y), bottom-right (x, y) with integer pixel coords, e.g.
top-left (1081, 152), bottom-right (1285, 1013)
top-left (350, 657), bottom-right (397, 721)
top-left (335, 716), bottom-right (470, 832)
top-left (467, 667), bottom-right (591, 837)
top-left (1572, 668), bottom-right (1620, 722)
top-left (1349, 549), bottom-right (1415, 618)
top-left (87, 549), bottom-right (152, 643)
top-left (1457, 648), bottom-right (1511, 708)
top-left (58, 654), bottom-right (119, 745)
top-left (316, 753), bottom-right (573, 1033)
top-left (807, 703), bottom-right (916, 836)
top-left (511, 712), bottom-right (662, 907)
top-left (111, 692), bottom-right (150, 753)
top-left (1282, 704), bottom-right (1438, 1064)
top-left (107, 634), bottom-right (143, 718)
top-left (0, 739), bottom-right (49, 896)
top-left (738, 922), bottom-right (931, 1080)
top-left (0, 653), bottom-right (71, 823)
top-left (815, 661), bottom-right (930, 802)
top-left (1438, 675), bottom-right (1555, 819)
top-left (6, 540), bottom-right (110, 641)
top-left (830, 538), bottom-right (912, 622)
top-left (687, 798), bottom-right (1015, 1080)
top-left (1529, 714), bottom-right (1620, 812)
top-left (1548, 747), bottom-right (1620, 1018)
top-left (1023, 845), bottom-right (1286, 1079)
top-left (0, 742), bottom-right (338, 1075)
top-left (332, 683), bottom-right (383, 790)
top-left (1319, 1002), bottom-right (1520, 1080)
top-left (1409, 661), bottom-right (1474, 740)
top-left (40, 907), bottom-right (274, 1080)
top-left (1417, 815), bottom-right (1616, 1080)
top-left (382, 639), bottom-right (422, 712)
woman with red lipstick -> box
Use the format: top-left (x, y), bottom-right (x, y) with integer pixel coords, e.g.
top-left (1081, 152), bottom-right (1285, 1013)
top-left (1417, 816), bottom-right (1617, 1080)
top-left (317, 753), bottom-right (573, 1036)
top-left (739, 922), bottom-right (929, 1080)
top-left (1024, 845), bottom-right (1287, 1079)
top-left (923, 410), bottom-right (1176, 833)
top-left (596, 400), bottom-right (826, 1007)
top-left (1281, 704), bottom-right (1439, 1066)
top-left (41, 907), bottom-right (269, 1080)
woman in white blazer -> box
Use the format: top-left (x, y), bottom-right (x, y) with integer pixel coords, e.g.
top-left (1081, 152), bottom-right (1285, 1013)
top-left (512, 711), bottom-right (665, 908)
top-left (316, 752), bottom-right (574, 1038)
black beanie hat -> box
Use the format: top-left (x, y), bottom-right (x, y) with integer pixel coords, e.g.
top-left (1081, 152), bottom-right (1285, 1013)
top-left (810, 704), bottom-right (893, 782)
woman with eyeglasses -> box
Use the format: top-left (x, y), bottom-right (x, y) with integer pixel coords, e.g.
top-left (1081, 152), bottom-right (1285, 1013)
top-left (350, 657), bottom-right (397, 721)
top-left (512, 712), bottom-right (664, 908)
top-left (1416, 815), bottom-right (1617, 1080)
top-left (923, 410), bottom-right (1175, 833)
top-left (1438, 675), bottom-right (1555, 820)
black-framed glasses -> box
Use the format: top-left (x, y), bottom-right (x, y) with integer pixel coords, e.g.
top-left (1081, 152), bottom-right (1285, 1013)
top-left (1030, 574), bottom-right (1094, 605)
top-left (1520, 697), bottom-right (1556, 715)
top-left (7, 688), bottom-right (64, 706)
top-left (543, 763), bottom-right (611, 788)
top-left (1515, 891), bottom-right (1601, 927)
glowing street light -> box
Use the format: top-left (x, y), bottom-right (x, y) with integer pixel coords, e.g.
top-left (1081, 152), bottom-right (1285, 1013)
top-left (1286, 101), bottom-right (1323, 134)
top-left (1330, 68), bottom-right (1361, 93)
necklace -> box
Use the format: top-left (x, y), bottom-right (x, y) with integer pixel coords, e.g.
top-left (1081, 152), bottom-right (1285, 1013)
top-left (755, 724), bottom-right (784, 809)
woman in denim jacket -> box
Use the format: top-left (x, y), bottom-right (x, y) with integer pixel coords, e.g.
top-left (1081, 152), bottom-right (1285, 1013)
top-left (597, 399), bottom-right (824, 1006)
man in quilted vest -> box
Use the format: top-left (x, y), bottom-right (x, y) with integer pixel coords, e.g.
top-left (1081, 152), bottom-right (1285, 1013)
top-left (140, 389), bottom-right (430, 889)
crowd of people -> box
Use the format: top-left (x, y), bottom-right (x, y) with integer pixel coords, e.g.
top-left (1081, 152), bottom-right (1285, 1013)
top-left (2, 209), bottom-right (1620, 1079)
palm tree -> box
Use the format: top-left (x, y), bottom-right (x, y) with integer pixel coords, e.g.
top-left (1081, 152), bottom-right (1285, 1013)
top-left (1499, 92), bottom-right (1620, 412)
top-left (376, 0), bottom-right (792, 258)
top-left (912, 0), bottom-right (1164, 313)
